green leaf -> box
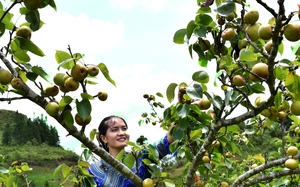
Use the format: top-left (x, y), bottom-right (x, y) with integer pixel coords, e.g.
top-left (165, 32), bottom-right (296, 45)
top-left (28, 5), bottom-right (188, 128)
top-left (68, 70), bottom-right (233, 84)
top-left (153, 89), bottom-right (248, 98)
top-left (89, 129), bottom-right (97, 141)
top-left (196, 6), bottom-right (212, 14)
top-left (250, 83), bottom-right (265, 93)
top-left (31, 66), bottom-right (52, 83)
top-left (285, 73), bottom-right (300, 94)
top-left (195, 14), bottom-right (213, 26)
top-left (21, 163), bottom-right (31, 171)
top-left (274, 92), bottom-right (283, 111)
top-left (59, 96), bottom-right (73, 110)
top-left (163, 179), bottom-right (175, 187)
top-left (278, 42), bottom-right (284, 55)
top-left (123, 154), bottom-right (135, 169)
top-left (291, 40), bottom-right (300, 55)
top-left (0, 22), bottom-right (5, 37)
top-left (173, 29), bottom-right (186, 44)
top-left (116, 149), bottom-right (125, 161)
top-left (166, 83), bottom-right (178, 103)
top-left (98, 63), bottom-right (116, 87)
top-left (156, 92), bottom-right (163, 98)
top-left (274, 66), bottom-right (289, 81)
top-left (199, 58), bottom-right (208, 67)
top-left (76, 99), bottom-right (92, 121)
top-left (62, 109), bottom-right (74, 129)
top-left (55, 50), bottom-right (73, 69)
top-left (214, 70), bottom-right (224, 86)
top-left (61, 164), bottom-right (72, 178)
top-left (25, 11), bottom-right (40, 31)
top-left (176, 103), bottom-right (190, 118)
top-left (173, 127), bottom-right (185, 140)
top-left (178, 117), bottom-right (190, 129)
top-left (13, 50), bottom-right (30, 63)
top-left (239, 49), bottom-right (260, 62)
top-left (78, 161), bottom-right (90, 168)
top-left (194, 25), bottom-right (207, 38)
top-left (48, 0), bottom-right (57, 10)
top-left (190, 129), bottom-right (202, 140)
top-left (192, 70), bottom-right (209, 84)
top-left (216, 1), bottom-right (235, 16)
top-left (224, 89), bottom-right (233, 106)
top-left (186, 82), bottom-right (203, 99)
top-left (186, 20), bottom-right (197, 40)
top-left (13, 37), bottom-right (45, 56)
top-left (207, 94), bottom-right (223, 110)
top-left (53, 164), bottom-right (64, 177)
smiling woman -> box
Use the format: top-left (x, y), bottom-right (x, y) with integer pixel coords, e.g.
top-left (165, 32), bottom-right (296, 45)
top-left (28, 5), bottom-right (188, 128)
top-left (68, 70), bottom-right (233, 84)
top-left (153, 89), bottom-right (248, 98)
top-left (88, 115), bottom-right (175, 187)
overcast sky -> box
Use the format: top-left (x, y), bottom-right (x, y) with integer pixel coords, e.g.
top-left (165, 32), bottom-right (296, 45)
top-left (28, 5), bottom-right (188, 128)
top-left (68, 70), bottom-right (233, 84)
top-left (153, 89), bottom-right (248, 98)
top-left (1, 1), bottom-right (297, 154)
top-left (1, 0), bottom-right (203, 154)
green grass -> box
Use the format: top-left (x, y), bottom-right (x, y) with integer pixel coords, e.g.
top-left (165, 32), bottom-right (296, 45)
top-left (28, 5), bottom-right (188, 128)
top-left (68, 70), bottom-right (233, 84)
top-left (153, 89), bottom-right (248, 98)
top-left (0, 144), bottom-right (79, 187)
top-left (26, 166), bottom-right (74, 187)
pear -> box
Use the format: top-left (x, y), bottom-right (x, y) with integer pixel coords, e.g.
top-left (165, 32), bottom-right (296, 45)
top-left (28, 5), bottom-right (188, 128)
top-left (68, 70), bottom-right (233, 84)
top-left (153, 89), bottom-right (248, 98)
top-left (249, 62), bottom-right (268, 81)
top-left (232, 75), bottom-right (246, 86)
top-left (244, 9), bottom-right (259, 24)
top-left (264, 41), bottom-right (273, 54)
top-left (75, 113), bottom-right (92, 126)
top-left (87, 65), bottom-right (99, 77)
top-left (16, 26), bottom-right (32, 40)
top-left (258, 24), bottom-right (273, 40)
top-left (11, 77), bottom-right (24, 89)
top-left (23, 0), bottom-right (42, 10)
top-left (44, 85), bottom-right (59, 97)
top-left (246, 23), bottom-right (260, 42)
top-left (221, 28), bottom-right (236, 41)
top-left (283, 23), bottom-right (300, 42)
top-left (98, 91), bottom-right (108, 101)
top-left (71, 64), bottom-right (88, 81)
top-left (198, 98), bottom-right (211, 110)
top-left (45, 102), bottom-right (59, 117)
top-left (64, 77), bottom-right (79, 91)
top-left (238, 39), bottom-right (248, 49)
top-left (53, 73), bottom-right (66, 86)
top-left (0, 69), bottom-right (13, 85)
top-left (226, 12), bottom-right (235, 21)
top-left (291, 102), bottom-right (300, 116)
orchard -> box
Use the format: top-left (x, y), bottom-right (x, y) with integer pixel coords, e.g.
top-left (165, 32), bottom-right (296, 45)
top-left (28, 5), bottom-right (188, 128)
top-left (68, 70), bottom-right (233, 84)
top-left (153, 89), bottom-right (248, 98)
top-left (1, 0), bottom-right (300, 187)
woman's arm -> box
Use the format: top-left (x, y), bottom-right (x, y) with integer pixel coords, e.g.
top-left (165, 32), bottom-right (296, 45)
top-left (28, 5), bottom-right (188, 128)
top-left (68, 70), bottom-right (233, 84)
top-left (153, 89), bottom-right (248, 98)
top-left (167, 122), bottom-right (176, 144)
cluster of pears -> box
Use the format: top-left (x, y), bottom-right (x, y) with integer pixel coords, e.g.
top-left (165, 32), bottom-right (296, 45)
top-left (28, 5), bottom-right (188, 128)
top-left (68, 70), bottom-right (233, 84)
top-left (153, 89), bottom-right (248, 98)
top-left (52, 63), bottom-right (99, 93)
top-left (285, 146), bottom-right (299, 170)
top-left (0, 69), bottom-right (24, 90)
top-left (254, 97), bottom-right (288, 121)
top-left (44, 63), bottom-right (107, 118)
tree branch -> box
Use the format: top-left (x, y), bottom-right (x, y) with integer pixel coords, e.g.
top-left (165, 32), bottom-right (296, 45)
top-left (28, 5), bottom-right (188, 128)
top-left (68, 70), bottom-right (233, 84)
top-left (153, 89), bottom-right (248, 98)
top-left (232, 153), bottom-right (300, 186)
top-left (0, 50), bottom-right (144, 187)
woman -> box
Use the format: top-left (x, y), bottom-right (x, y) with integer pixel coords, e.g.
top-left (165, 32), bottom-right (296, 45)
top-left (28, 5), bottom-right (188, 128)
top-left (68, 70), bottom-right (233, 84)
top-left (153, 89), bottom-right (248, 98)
top-left (88, 115), bottom-right (175, 187)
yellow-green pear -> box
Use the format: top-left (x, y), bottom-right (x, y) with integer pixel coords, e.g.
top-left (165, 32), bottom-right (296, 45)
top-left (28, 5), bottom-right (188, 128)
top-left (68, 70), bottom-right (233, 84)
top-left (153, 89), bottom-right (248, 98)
top-left (246, 23), bottom-right (260, 42)
top-left (0, 69), bottom-right (13, 85)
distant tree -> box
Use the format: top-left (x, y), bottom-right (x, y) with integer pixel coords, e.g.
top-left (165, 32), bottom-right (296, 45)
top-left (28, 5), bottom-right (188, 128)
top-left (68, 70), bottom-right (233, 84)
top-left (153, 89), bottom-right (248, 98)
top-left (2, 123), bottom-right (12, 145)
top-left (49, 126), bottom-right (60, 146)
top-left (136, 135), bottom-right (148, 145)
top-left (12, 112), bottom-right (26, 145)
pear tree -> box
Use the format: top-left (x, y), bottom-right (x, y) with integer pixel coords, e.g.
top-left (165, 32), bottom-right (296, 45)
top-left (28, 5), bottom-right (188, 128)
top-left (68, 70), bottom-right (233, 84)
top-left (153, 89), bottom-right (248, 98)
top-left (1, 0), bottom-right (300, 187)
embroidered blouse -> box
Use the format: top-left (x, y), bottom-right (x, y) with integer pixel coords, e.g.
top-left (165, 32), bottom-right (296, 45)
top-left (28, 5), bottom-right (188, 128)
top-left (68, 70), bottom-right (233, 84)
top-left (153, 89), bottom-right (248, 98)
top-left (88, 135), bottom-right (171, 187)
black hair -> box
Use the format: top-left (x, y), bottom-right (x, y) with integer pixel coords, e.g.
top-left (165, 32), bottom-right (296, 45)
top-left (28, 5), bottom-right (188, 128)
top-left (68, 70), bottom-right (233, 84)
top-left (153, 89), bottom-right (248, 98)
top-left (98, 115), bottom-right (128, 152)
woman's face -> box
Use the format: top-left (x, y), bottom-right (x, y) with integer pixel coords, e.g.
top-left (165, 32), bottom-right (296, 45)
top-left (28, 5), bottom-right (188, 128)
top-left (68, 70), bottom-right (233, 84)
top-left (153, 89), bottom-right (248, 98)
top-left (100, 117), bottom-right (130, 154)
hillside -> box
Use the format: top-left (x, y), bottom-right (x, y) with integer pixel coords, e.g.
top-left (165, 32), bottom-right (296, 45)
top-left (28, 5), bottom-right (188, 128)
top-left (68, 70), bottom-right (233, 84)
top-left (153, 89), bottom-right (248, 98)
top-left (0, 109), bottom-right (79, 167)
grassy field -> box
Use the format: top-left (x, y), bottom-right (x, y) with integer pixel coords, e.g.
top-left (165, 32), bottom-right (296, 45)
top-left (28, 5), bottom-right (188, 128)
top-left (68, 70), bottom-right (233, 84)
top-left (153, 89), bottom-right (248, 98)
top-left (26, 166), bottom-right (74, 187)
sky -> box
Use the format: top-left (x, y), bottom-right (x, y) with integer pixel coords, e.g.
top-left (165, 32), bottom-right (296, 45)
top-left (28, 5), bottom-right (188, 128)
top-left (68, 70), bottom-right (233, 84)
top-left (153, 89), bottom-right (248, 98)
top-left (1, 0), bottom-right (203, 154)
top-left (0, 1), bottom-right (297, 155)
